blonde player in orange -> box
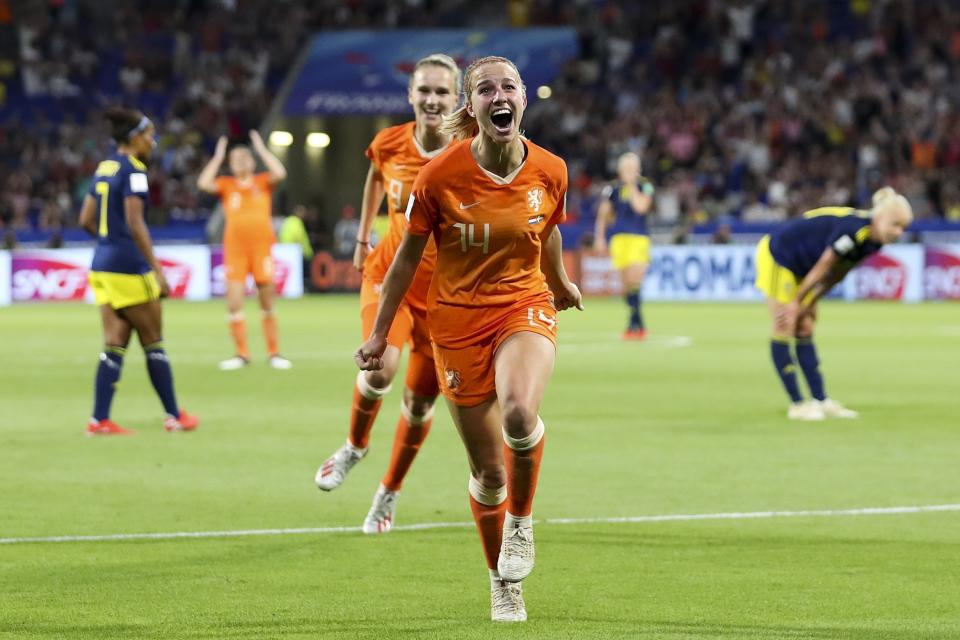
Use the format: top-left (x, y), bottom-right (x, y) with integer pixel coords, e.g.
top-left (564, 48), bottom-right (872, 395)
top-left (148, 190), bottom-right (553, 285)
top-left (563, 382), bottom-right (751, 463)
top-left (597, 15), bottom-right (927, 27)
top-left (197, 130), bottom-right (291, 370)
top-left (356, 56), bottom-right (582, 623)
top-left (314, 54), bottom-right (460, 535)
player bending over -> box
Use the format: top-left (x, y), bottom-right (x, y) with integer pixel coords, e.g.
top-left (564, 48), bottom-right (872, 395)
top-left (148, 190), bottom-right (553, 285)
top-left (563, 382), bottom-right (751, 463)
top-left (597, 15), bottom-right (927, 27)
top-left (754, 187), bottom-right (913, 420)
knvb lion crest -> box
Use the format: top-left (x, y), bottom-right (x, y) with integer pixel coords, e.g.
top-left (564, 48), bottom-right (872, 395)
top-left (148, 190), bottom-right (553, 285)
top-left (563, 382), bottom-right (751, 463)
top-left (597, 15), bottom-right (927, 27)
top-left (527, 187), bottom-right (545, 213)
top-left (444, 368), bottom-right (462, 391)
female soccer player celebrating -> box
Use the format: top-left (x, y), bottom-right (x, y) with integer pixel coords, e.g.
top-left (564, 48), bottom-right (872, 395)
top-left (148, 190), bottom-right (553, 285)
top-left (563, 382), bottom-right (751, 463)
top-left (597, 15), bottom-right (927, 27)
top-left (315, 54), bottom-right (460, 535)
top-left (755, 187), bottom-right (913, 420)
top-left (593, 151), bottom-right (654, 339)
top-left (79, 107), bottom-right (199, 435)
top-left (355, 56), bottom-right (582, 622)
top-left (197, 130), bottom-right (290, 370)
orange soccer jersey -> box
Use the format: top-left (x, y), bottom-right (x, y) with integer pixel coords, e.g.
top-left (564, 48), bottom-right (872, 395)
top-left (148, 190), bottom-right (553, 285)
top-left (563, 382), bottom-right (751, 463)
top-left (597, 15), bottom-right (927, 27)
top-left (363, 122), bottom-right (443, 311)
top-left (405, 139), bottom-right (568, 405)
top-left (216, 173), bottom-right (275, 283)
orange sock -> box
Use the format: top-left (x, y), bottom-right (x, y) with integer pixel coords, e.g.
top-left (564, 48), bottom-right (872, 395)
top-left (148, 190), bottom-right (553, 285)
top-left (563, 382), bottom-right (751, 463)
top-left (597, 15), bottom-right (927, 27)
top-left (229, 314), bottom-right (249, 359)
top-left (262, 312), bottom-right (279, 356)
top-left (381, 405), bottom-right (433, 491)
top-left (348, 372), bottom-right (390, 449)
top-left (503, 417), bottom-right (546, 517)
top-left (468, 477), bottom-right (507, 571)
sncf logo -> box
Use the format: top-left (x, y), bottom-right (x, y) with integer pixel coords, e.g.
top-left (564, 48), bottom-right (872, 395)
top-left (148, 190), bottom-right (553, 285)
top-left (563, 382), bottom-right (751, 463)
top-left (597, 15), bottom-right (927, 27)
top-left (924, 248), bottom-right (960, 300)
top-left (12, 259), bottom-right (89, 301)
top-left (527, 187), bottom-right (544, 213)
top-left (854, 253), bottom-right (906, 300)
top-left (159, 259), bottom-right (192, 298)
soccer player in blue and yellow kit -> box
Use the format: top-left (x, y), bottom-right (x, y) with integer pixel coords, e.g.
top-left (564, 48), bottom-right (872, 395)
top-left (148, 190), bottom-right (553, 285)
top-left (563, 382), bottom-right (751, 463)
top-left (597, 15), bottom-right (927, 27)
top-left (755, 187), bottom-right (913, 421)
top-left (78, 107), bottom-right (199, 436)
top-left (594, 152), bottom-right (654, 339)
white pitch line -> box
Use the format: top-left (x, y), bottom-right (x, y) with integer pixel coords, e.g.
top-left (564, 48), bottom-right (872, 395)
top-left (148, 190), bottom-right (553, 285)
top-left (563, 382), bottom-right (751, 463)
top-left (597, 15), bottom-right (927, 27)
top-left (2, 503), bottom-right (958, 546)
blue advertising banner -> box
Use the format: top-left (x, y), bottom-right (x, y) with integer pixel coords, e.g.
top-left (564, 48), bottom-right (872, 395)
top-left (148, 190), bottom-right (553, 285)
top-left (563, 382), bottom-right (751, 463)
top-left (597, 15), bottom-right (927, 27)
top-left (283, 29), bottom-right (578, 116)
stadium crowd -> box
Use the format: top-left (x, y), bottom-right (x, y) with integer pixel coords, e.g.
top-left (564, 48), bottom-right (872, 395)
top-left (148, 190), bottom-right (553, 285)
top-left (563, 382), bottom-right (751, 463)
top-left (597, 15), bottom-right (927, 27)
top-left (2, 0), bottom-right (960, 246)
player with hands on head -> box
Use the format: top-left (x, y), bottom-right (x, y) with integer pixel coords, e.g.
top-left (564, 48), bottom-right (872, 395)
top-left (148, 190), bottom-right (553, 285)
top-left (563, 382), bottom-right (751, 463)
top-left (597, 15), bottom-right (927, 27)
top-left (197, 130), bottom-right (290, 370)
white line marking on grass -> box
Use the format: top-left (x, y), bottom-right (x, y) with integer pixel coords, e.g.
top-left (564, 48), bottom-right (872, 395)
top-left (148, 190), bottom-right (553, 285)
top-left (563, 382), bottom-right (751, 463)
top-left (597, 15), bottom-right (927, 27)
top-left (560, 335), bottom-right (693, 351)
top-left (2, 503), bottom-right (958, 546)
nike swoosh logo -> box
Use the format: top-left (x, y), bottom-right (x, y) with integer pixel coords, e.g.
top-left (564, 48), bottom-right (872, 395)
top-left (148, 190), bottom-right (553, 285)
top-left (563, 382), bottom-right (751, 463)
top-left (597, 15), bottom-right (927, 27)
top-left (459, 201), bottom-right (481, 209)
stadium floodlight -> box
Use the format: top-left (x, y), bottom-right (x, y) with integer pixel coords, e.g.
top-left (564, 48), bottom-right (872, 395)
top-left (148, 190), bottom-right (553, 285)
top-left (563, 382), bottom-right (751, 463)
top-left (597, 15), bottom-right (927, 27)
top-left (306, 132), bottom-right (331, 149)
top-left (537, 85), bottom-right (552, 99)
top-left (269, 131), bottom-right (294, 147)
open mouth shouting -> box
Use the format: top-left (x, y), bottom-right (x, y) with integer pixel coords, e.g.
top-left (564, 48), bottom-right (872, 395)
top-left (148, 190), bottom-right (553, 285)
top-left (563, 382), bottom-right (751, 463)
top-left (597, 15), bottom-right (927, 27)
top-left (490, 107), bottom-right (514, 134)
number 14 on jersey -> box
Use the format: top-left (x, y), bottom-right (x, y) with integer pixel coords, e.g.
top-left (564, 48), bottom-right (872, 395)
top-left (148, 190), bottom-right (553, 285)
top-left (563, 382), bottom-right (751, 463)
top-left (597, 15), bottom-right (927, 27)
top-left (454, 222), bottom-right (490, 254)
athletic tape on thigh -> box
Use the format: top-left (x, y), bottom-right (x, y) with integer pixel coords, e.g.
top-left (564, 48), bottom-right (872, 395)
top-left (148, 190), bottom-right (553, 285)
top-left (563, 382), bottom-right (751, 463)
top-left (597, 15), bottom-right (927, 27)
top-left (502, 416), bottom-right (545, 451)
top-left (400, 401), bottom-right (434, 425)
top-left (356, 370), bottom-right (392, 400)
top-left (468, 475), bottom-right (507, 506)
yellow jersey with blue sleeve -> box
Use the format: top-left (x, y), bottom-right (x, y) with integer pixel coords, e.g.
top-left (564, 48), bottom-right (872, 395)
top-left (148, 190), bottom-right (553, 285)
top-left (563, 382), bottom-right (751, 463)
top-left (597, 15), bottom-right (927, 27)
top-left (755, 207), bottom-right (882, 303)
top-left (88, 153), bottom-right (161, 309)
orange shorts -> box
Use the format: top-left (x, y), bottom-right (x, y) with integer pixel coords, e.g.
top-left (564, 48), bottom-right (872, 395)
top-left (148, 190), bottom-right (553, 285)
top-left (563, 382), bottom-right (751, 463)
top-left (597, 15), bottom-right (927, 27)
top-left (225, 241), bottom-right (274, 285)
top-left (360, 278), bottom-right (439, 398)
top-left (432, 300), bottom-right (558, 407)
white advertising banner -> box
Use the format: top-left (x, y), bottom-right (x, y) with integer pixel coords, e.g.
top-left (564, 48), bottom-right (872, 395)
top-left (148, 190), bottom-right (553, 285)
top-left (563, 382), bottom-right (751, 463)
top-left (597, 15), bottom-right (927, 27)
top-left (842, 244), bottom-right (924, 303)
top-left (0, 251), bottom-right (10, 306)
top-left (10, 248), bottom-right (94, 302)
top-left (210, 244), bottom-right (303, 299)
top-left (582, 244), bottom-right (924, 302)
top-left (581, 245), bottom-right (762, 301)
top-left (923, 244), bottom-right (960, 300)
top-left (153, 245), bottom-right (212, 300)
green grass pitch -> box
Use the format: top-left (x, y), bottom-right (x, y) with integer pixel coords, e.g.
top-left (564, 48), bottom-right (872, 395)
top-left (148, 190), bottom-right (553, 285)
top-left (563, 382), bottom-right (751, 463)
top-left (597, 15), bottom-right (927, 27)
top-left (1, 296), bottom-right (958, 639)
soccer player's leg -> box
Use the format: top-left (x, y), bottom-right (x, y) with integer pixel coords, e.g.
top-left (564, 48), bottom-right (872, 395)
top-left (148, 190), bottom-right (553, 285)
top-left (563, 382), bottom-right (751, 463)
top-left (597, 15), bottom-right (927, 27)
top-left (87, 275), bottom-right (134, 436)
top-left (612, 234), bottom-right (648, 339)
top-left (220, 242), bottom-right (251, 370)
top-left (121, 289), bottom-right (199, 432)
top-left (252, 245), bottom-right (289, 368)
top-left (365, 321), bottom-right (439, 533)
top-left (755, 237), bottom-right (822, 420)
top-left (492, 325), bottom-right (555, 583)
top-left (445, 394), bottom-right (524, 622)
top-left (315, 289), bottom-right (412, 491)
top-left (795, 305), bottom-right (858, 419)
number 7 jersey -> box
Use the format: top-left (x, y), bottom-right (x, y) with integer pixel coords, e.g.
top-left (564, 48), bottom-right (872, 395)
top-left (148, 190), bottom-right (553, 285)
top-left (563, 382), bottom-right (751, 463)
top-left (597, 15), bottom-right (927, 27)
top-left (405, 138), bottom-right (568, 347)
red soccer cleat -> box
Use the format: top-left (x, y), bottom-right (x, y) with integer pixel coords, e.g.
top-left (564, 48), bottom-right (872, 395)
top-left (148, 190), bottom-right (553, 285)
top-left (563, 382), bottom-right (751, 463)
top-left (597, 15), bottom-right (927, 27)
top-left (86, 419), bottom-right (133, 437)
top-left (622, 328), bottom-right (647, 341)
top-left (164, 409), bottom-right (200, 432)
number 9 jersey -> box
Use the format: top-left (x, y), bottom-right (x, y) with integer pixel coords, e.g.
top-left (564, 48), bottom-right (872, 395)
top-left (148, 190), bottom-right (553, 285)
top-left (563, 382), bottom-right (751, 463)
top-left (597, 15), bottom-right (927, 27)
top-left (89, 153), bottom-right (152, 275)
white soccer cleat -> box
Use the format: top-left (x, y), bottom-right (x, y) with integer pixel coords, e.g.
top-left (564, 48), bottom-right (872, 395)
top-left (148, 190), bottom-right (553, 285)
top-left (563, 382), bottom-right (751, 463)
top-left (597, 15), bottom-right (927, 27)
top-left (497, 514), bottom-right (535, 582)
top-left (819, 398), bottom-right (859, 419)
top-left (787, 401), bottom-right (825, 421)
top-left (362, 483), bottom-right (399, 534)
top-left (315, 441), bottom-right (367, 491)
top-left (218, 355), bottom-right (249, 371)
top-left (268, 354), bottom-right (293, 370)
top-left (490, 575), bottom-right (527, 622)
